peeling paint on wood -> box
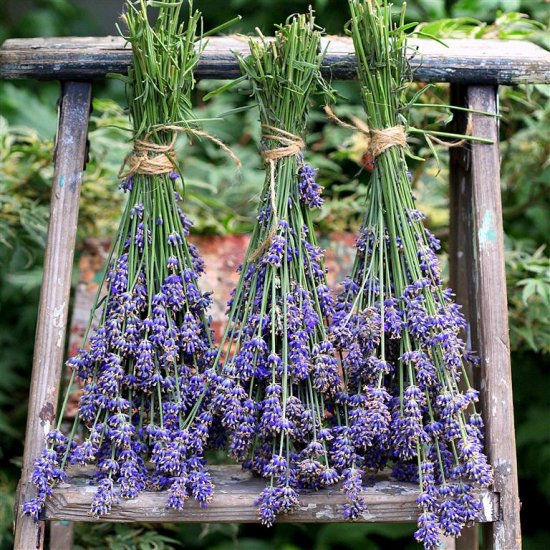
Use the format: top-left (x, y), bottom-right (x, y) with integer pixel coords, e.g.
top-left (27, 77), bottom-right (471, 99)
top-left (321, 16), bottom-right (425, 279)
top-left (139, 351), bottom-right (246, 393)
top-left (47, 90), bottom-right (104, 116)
top-left (38, 402), bottom-right (54, 424)
top-left (479, 210), bottom-right (497, 249)
top-left (52, 302), bottom-right (66, 348)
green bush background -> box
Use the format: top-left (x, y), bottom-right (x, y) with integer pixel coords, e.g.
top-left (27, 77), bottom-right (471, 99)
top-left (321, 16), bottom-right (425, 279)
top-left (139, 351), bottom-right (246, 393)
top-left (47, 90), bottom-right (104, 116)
top-left (1, 0), bottom-right (549, 548)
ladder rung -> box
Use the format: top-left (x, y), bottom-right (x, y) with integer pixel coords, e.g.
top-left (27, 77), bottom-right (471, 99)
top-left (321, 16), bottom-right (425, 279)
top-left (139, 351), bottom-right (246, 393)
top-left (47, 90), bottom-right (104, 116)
top-left (42, 465), bottom-right (499, 523)
top-left (1, 36), bottom-right (550, 83)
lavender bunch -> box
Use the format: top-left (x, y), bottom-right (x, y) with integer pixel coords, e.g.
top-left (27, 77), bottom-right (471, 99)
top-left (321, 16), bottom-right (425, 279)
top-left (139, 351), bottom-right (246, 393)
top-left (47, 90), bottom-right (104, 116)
top-left (209, 14), bottom-right (342, 525)
top-left (330, 1), bottom-right (493, 546)
top-left (23, 0), bottom-right (231, 519)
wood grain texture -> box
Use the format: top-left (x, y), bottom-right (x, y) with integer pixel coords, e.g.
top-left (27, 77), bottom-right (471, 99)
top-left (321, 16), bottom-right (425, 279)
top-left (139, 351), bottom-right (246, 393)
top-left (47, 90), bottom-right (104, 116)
top-left (454, 86), bottom-right (521, 550)
top-left (42, 465), bottom-right (499, 524)
top-left (14, 81), bottom-right (92, 550)
top-left (449, 83), bottom-right (480, 550)
top-left (49, 521), bottom-right (74, 550)
top-left (1, 36), bottom-right (549, 83)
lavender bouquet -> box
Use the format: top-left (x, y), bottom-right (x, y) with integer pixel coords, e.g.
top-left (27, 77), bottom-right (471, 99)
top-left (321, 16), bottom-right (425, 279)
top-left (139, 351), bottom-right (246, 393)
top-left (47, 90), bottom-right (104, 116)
top-left (330, 1), bottom-right (493, 547)
top-left (208, 14), bottom-right (344, 525)
top-left (23, 0), bottom-right (238, 519)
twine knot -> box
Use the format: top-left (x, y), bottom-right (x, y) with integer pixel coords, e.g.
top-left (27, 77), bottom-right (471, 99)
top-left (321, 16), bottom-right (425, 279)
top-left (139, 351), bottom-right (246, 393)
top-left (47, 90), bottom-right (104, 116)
top-left (118, 138), bottom-right (177, 179)
top-left (324, 105), bottom-right (407, 160)
top-left (260, 125), bottom-right (305, 163)
top-left (118, 124), bottom-right (241, 180)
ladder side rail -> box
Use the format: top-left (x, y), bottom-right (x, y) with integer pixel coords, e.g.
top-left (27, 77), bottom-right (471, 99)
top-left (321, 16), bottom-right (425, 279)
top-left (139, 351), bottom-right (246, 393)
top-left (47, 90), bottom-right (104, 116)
top-left (450, 85), bottom-right (521, 550)
top-left (14, 81), bottom-right (92, 550)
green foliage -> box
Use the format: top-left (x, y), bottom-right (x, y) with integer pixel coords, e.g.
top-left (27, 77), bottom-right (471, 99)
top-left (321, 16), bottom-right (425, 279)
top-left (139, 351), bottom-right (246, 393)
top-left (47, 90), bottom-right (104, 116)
top-left (0, 473), bottom-right (16, 549)
top-left (74, 523), bottom-right (181, 550)
top-left (72, 522), bottom-right (423, 550)
top-left (0, 0), bottom-right (99, 43)
top-left (500, 84), bottom-right (550, 244)
top-left (417, 11), bottom-right (545, 40)
top-left (0, 115), bottom-right (50, 265)
top-left (506, 238), bottom-right (550, 354)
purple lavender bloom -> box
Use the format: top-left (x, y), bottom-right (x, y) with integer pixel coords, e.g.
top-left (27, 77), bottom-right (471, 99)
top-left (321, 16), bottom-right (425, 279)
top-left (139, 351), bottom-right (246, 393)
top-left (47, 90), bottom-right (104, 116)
top-left (259, 384), bottom-right (284, 437)
top-left (401, 350), bottom-right (436, 390)
top-left (187, 468), bottom-right (213, 507)
top-left (414, 511), bottom-right (441, 549)
top-left (66, 349), bottom-right (93, 380)
top-left (90, 477), bottom-right (117, 517)
top-left (312, 344), bottom-right (340, 395)
top-left (439, 494), bottom-right (465, 536)
top-left (255, 487), bottom-right (278, 527)
top-left (391, 386), bottom-right (427, 461)
top-left (118, 176), bottom-right (133, 192)
top-left (180, 312), bottom-right (203, 354)
top-left (255, 484), bottom-right (301, 526)
top-left (167, 474), bottom-right (188, 510)
top-left (23, 496), bottom-right (45, 522)
top-left (342, 468), bottom-right (367, 520)
top-left (265, 234), bottom-right (286, 267)
top-left (228, 398), bottom-right (256, 462)
top-left (167, 255), bottom-right (179, 270)
top-left (167, 231), bottom-right (183, 246)
top-left (330, 428), bottom-right (356, 471)
top-left (264, 454), bottom-right (288, 478)
top-left (456, 483), bottom-right (482, 524)
top-left (298, 164), bottom-right (324, 208)
top-left (383, 298), bottom-right (404, 339)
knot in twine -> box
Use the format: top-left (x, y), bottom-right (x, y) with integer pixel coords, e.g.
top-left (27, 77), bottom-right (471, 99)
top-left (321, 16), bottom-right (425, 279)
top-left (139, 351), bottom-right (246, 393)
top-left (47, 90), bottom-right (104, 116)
top-left (324, 105), bottom-right (473, 162)
top-left (118, 124), bottom-right (241, 180)
top-left (260, 125), bottom-right (305, 164)
top-left (118, 138), bottom-right (176, 178)
top-left (324, 105), bottom-right (407, 160)
top-left (248, 125), bottom-right (305, 263)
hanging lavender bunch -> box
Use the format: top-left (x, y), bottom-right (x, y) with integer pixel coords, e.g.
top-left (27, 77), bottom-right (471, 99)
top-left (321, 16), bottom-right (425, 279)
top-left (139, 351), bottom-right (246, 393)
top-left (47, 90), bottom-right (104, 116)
top-left (23, 0), bottom-right (240, 520)
top-left (208, 14), bottom-right (341, 526)
top-left (330, 1), bottom-right (493, 546)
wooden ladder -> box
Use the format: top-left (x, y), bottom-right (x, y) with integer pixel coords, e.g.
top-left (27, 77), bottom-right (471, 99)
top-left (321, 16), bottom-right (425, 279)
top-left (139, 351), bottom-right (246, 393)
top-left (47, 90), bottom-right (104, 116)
top-left (2, 35), bottom-right (549, 550)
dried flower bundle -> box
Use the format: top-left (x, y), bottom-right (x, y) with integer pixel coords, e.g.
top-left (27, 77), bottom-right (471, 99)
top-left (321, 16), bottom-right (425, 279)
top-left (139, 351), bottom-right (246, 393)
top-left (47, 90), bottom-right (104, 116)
top-left (330, 1), bottom-right (493, 547)
top-left (23, 0), bottom-right (229, 519)
top-left (208, 13), bottom-right (344, 526)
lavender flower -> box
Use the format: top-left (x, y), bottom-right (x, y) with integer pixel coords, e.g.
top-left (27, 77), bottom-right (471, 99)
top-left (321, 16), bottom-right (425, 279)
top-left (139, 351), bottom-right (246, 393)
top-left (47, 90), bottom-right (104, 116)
top-left (332, 3), bottom-right (493, 547)
top-left (24, 2), bottom-right (219, 518)
top-left (342, 468), bottom-right (367, 520)
top-left (208, 15), bottom-right (344, 526)
top-left (298, 164), bottom-right (324, 208)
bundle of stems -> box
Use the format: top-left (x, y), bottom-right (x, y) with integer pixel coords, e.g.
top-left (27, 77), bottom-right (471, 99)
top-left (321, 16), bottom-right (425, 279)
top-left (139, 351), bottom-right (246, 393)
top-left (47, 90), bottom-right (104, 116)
top-left (24, 0), bottom-right (236, 519)
top-left (209, 13), bottom-right (344, 525)
top-left (331, 1), bottom-right (493, 546)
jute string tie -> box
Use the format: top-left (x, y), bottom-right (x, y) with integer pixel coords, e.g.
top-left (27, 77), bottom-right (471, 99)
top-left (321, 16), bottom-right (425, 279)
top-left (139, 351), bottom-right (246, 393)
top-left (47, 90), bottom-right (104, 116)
top-left (324, 105), bottom-right (407, 159)
top-left (118, 124), bottom-right (241, 179)
top-left (248, 125), bottom-right (305, 263)
top-left (324, 105), bottom-right (472, 160)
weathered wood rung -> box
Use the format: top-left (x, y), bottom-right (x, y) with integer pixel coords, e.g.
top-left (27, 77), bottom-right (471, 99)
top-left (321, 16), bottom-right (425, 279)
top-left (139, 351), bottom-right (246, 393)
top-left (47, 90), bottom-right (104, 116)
top-left (1, 35), bottom-right (550, 83)
top-left (42, 465), bottom-right (499, 524)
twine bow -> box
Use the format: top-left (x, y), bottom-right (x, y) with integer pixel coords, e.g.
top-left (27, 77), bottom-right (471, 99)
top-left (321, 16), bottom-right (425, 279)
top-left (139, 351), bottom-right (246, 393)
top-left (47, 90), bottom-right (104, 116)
top-left (118, 124), bottom-right (241, 180)
top-left (248, 125), bottom-right (305, 263)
